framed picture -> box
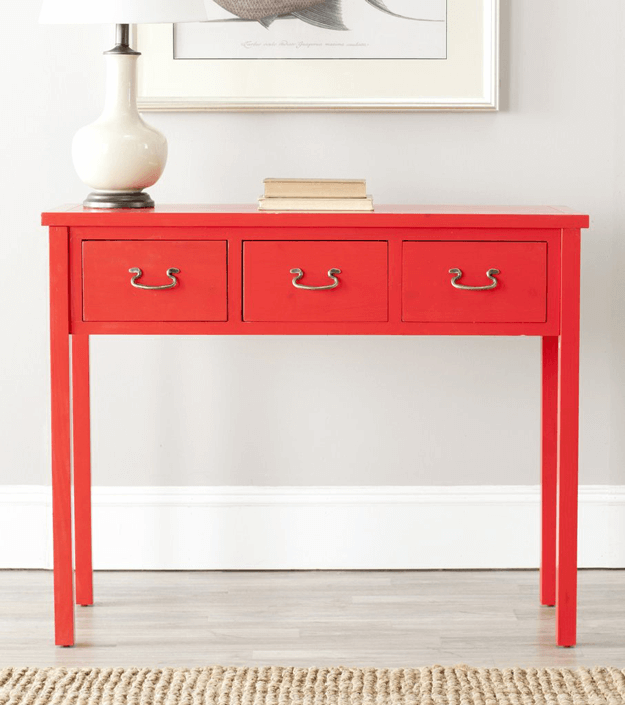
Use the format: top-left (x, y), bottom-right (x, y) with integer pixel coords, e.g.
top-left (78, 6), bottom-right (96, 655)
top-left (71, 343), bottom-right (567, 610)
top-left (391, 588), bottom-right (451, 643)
top-left (136, 0), bottom-right (499, 112)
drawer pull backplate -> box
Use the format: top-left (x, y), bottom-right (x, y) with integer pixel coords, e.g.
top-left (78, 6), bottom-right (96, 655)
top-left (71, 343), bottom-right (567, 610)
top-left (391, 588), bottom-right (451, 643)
top-left (449, 267), bottom-right (500, 291)
top-left (129, 267), bottom-right (180, 291)
top-left (290, 267), bottom-right (341, 291)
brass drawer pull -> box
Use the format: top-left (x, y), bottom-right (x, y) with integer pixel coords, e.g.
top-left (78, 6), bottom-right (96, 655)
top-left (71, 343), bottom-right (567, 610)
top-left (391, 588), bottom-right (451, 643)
top-left (449, 267), bottom-right (500, 291)
top-left (290, 267), bottom-right (341, 291)
top-left (129, 267), bottom-right (180, 290)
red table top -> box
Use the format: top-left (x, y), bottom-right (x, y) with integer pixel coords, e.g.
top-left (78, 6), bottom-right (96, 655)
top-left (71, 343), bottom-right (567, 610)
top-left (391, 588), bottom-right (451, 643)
top-left (42, 204), bottom-right (590, 229)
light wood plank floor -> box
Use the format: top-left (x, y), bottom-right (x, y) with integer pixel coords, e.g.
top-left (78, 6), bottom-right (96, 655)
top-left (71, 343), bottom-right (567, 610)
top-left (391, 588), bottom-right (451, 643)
top-left (1, 570), bottom-right (624, 668)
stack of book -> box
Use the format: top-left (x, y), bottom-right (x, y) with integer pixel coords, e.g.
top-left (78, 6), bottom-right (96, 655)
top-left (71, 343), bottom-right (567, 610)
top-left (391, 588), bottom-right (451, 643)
top-left (258, 178), bottom-right (374, 212)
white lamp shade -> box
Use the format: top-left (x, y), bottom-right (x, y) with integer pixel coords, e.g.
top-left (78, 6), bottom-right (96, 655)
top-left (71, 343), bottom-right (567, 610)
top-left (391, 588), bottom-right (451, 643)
top-left (39, 0), bottom-right (208, 24)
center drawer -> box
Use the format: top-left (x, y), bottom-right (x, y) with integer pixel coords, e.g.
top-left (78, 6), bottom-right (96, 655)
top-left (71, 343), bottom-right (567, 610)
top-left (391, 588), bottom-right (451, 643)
top-left (243, 241), bottom-right (388, 322)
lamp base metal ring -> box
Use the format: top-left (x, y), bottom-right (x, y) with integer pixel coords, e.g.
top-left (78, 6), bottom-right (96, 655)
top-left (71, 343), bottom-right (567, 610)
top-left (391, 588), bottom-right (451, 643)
top-left (83, 191), bottom-right (155, 209)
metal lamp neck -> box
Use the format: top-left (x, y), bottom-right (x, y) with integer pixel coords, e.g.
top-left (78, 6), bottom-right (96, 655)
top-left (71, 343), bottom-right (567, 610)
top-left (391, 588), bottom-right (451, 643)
top-left (105, 24), bottom-right (140, 55)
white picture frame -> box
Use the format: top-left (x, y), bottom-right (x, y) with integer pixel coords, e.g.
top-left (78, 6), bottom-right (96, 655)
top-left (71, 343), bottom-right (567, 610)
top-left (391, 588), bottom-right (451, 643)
top-left (136, 0), bottom-right (499, 112)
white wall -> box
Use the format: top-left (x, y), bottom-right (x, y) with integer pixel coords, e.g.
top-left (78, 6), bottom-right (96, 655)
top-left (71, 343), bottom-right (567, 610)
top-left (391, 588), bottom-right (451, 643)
top-left (0, 1), bottom-right (621, 489)
top-left (5, 485), bottom-right (625, 570)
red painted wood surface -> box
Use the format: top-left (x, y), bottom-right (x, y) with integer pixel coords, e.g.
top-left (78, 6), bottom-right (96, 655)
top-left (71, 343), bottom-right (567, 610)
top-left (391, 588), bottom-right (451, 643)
top-left (541, 336), bottom-right (558, 607)
top-left (43, 206), bottom-right (587, 648)
top-left (72, 320), bottom-right (562, 336)
top-left (69, 226), bottom-right (562, 335)
top-left (70, 225), bottom-right (571, 243)
top-left (402, 241), bottom-right (547, 323)
top-left (82, 240), bottom-right (227, 322)
top-left (556, 229), bottom-right (581, 647)
top-left (243, 241), bottom-right (388, 322)
top-left (72, 335), bottom-right (93, 607)
top-left (49, 227), bottom-right (74, 646)
top-left (41, 204), bottom-right (590, 230)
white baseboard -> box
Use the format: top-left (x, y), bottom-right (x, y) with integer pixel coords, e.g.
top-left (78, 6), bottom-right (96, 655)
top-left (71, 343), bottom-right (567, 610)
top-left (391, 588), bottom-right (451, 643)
top-left (1, 485), bottom-right (624, 570)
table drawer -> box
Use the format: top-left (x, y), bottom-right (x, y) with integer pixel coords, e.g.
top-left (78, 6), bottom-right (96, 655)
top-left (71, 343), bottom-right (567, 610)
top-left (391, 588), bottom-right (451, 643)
top-left (82, 240), bottom-right (227, 322)
top-left (402, 241), bottom-right (547, 323)
top-left (243, 241), bottom-right (388, 322)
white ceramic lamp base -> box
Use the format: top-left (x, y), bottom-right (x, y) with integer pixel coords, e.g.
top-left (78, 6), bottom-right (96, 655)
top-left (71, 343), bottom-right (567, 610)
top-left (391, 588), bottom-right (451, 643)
top-left (72, 50), bottom-right (167, 209)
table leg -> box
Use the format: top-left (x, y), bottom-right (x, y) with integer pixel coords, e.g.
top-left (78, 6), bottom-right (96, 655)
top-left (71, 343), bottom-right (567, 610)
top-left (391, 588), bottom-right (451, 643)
top-left (556, 228), bottom-right (581, 647)
top-left (540, 336), bottom-right (558, 606)
top-left (49, 227), bottom-right (74, 647)
top-left (72, 335), bottom-right (93, 606)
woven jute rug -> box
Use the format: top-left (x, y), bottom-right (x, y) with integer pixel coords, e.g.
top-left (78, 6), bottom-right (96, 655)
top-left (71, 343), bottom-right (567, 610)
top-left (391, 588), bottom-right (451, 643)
top-left (2, 666), bottom-right (625, 705)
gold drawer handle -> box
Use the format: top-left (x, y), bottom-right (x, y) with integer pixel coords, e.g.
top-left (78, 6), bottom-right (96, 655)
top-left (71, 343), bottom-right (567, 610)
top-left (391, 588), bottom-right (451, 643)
top-left (290, 267), bottom-right (341, 291)
top-left (449, 267), bottom-right (500, 291)
top-left (129, 267), bottom-right (180, 290)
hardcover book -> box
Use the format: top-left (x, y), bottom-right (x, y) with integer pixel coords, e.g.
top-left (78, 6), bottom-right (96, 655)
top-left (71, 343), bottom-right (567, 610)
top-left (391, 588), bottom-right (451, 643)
top-left (258, 195), bottom-right (374, 212)
top-left (263, 178), bottom-right (367, 199)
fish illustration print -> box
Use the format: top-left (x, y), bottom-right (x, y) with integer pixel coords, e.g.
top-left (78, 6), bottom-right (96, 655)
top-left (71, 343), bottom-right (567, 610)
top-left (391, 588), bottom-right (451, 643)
top-left (364, 0), bottom-right (444, 22)
top-left (291, 0), bottom-right (347, 30)
top-left (211, 0), bottom-right (347, 30)
top-left (209, 0), bottom-right (440, 31)
top-left (212, 0), bottom-right (325, 21)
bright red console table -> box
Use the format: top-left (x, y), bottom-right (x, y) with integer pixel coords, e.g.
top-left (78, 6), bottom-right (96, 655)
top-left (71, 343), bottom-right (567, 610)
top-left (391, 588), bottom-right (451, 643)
top-left (42, 205), bottom-right (589, 648)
